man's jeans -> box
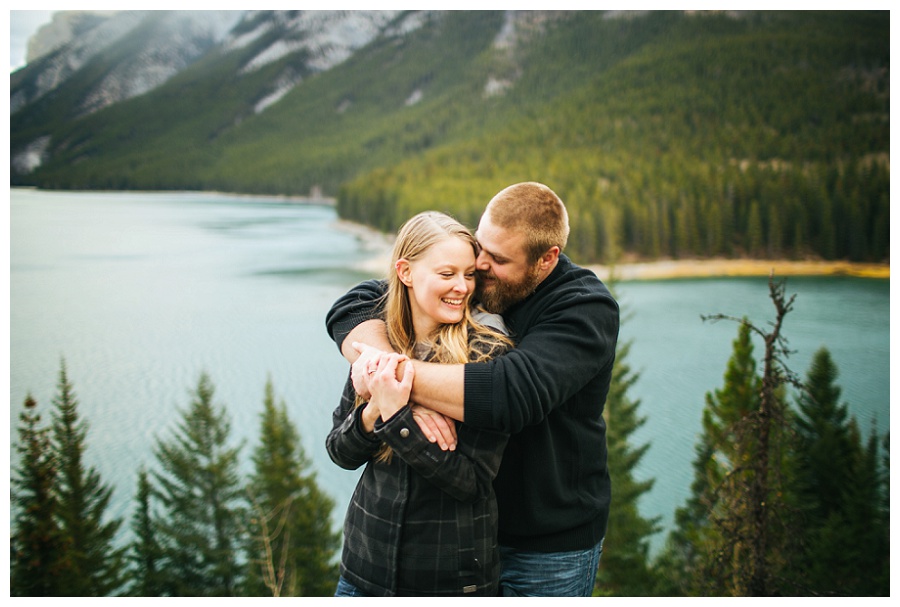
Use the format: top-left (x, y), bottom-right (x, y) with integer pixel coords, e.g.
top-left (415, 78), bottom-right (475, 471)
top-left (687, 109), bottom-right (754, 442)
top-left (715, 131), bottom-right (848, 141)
top-left (499, 540), bottom-right (604, 597)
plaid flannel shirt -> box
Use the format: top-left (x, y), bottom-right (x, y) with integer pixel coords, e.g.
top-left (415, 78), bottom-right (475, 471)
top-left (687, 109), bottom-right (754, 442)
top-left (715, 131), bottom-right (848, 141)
top-left (326, 336), bottom-right (509, 597)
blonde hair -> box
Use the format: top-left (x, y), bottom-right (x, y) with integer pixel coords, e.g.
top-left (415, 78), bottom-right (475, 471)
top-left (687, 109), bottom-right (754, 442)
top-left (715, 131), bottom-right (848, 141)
top-left (486, 182), bottom-right (569, 263)
top-left (361, 211), bottom-right (512, 461)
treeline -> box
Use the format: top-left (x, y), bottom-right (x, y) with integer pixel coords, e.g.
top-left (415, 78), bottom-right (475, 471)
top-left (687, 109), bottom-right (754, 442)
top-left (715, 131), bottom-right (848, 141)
top-left (11, 366), bottom-right (339, 597)
top-left (339, 155), bottom-right (889, 264)
top-left (10, 281), bottom-right (890, 596)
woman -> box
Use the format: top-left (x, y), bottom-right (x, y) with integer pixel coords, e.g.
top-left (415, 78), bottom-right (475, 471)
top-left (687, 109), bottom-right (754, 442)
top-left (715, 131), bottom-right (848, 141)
top-left (326, 211), bottom-right (512, 596)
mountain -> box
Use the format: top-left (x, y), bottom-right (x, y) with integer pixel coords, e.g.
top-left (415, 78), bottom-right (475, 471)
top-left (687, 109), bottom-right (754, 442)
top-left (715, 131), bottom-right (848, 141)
top-left (9, 10), bottom-right (889, 263)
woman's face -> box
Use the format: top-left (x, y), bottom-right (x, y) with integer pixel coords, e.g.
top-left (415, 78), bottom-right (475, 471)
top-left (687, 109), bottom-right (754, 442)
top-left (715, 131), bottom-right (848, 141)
top-left (397, 235), bottom-right (476, 338)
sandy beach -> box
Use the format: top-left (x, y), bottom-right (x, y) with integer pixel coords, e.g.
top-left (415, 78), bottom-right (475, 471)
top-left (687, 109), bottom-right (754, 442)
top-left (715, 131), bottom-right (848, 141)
top-left (587, 258), bottom-right (890, 282)
top-left (337, 220), bottom-right (890, 282)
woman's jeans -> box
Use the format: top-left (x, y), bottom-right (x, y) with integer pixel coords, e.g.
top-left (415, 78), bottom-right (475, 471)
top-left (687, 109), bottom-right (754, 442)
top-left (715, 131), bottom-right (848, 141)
top-left (335, 576), bottom-right (371, 597)
top-left (499, 540), bottom-right (604, 597)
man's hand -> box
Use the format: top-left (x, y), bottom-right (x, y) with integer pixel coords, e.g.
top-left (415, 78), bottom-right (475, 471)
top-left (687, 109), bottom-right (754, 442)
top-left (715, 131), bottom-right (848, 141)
top-left (411, 405), bottom-right (458, 451)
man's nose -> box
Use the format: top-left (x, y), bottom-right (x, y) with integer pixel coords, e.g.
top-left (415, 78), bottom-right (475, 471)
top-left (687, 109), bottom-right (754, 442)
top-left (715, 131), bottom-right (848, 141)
top-left (475, 250), bottom-right (490, 271)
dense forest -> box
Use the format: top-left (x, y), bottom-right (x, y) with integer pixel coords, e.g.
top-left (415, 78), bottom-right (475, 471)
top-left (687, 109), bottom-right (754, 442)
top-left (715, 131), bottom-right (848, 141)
top-left (11, 11), bottom-right (889, 264)
top-left (10, 280), bottom-right (890, 596)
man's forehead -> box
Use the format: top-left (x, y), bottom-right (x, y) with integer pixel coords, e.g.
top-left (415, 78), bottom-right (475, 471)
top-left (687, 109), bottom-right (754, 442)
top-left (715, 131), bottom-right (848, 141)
top-left (475, 217), bottom-right (526, 260)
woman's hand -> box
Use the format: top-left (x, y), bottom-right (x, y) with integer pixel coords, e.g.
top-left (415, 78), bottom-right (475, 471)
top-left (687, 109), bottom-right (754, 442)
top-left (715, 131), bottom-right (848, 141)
top-left (350, 342), bottom-right (389, 400)
top-left (369, 352), bottom-right (415, 421)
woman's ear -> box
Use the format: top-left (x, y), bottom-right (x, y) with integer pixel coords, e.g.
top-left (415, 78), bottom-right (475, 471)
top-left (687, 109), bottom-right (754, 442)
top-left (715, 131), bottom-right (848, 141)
top-left (396, 259), bottom-right (413, 287)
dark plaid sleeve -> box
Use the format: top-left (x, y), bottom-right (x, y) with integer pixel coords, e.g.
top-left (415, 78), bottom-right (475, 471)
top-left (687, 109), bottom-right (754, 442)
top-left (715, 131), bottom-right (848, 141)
top-left (374, 406), bottom-right (507, 503)
top-left (326, 374), bottom-right (383, 470)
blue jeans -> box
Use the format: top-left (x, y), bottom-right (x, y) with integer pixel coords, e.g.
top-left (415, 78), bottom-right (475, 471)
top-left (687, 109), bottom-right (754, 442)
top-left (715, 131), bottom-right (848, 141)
top-left (499, 540), bottom-right (604, 597)
top-left (334, 576), bottom-right (371, 597)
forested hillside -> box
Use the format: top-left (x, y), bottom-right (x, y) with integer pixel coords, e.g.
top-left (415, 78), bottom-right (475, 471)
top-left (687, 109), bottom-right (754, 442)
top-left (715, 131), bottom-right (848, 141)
top-left (11, 11), bottom-right (889, 263)
top-left (337, 11), bottom-right (889, 263)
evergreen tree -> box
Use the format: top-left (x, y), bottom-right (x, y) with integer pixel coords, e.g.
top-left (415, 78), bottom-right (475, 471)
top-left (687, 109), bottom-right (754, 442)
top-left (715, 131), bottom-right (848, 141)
top-left (703, 278), bottom-right (798, 596)
top-left (658, 278), bottom-right (799, 596)
top-left (10, 395), bottom-right (64, 596)
top-left (839, 422), bottom-right (889, 596)
top-left (595, 339), bottom-right (661, 596)
top-left (153, 373), bottom-right (246, 596)
top-left (654, 320), bottom-right (762, 595)
top-left (126, 468), bottom-right (167, 596)
top-left (243, 378), bottom-right (340, 596)
top-left (792, 348), bottom-right (853, 522)
top-left (746, 200), bottom-right (764, 256)
top-left (50, 361), bottom-right (126, 596)
top-left (786, 348), bottom-right (889, 595)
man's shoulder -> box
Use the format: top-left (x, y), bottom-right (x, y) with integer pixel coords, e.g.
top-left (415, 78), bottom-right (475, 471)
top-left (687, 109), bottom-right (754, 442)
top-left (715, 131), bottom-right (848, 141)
top-left (346, 278), bottom-right (388, 298)
top-left (553, 256), bottom-right (614, 299)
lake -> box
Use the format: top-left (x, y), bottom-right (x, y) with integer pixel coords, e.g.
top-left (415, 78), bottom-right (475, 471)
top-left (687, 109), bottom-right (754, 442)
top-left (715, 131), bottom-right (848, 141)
top-left (8, 189), bottom-right (890, 556)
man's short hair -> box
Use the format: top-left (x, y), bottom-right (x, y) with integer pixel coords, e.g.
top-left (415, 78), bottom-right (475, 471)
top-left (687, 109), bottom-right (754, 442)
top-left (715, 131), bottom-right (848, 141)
top-left (486, 182), bottom-right (569, 264)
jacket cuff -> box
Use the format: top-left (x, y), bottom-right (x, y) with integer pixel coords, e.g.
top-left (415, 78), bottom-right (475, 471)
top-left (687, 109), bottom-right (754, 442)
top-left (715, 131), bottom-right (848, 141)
top-left (339, 404), bottom-right (382, 449)
top-left (374, 406), bottom-right (428, 455)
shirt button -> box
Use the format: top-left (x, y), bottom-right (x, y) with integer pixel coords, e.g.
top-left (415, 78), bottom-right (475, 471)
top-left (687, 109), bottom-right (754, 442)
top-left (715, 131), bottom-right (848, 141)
top-left (400, 428), bottom-right (410, 438)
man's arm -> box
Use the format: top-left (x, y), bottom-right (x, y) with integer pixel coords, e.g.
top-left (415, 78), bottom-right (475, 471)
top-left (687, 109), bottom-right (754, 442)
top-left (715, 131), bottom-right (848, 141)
top-left (408, 360), bottom-right (466, 422)
top-left (325, 278), bottom-right (387, 355)
top-left (341, 319), bottom-right (391, 362)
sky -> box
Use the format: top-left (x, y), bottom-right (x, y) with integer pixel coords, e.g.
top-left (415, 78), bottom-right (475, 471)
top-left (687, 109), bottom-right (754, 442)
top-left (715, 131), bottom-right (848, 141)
top-left (8, 10), bottom-right (56, 72)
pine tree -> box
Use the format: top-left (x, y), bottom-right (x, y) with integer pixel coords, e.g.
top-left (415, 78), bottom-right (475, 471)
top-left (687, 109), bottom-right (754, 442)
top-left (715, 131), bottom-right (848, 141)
top-left (595, 339), bottom-right (661, 596)
top-left (792, 348), bottom-right (853, 522)
top-left (50, 360), bottom-right (126, 596)
top-left (659, 277), bottom-right (799, 596)
top-left (153, 373), bottom-right (246, 596)
top-left (702, 278), bottom-right (798, 596)
top-left (126, 468), bottom-right (167, 596)
top-left (786, 348), bottom-right (889, 595)
top-left (10, 395), bottom-right (64, 596)
top-left (839, 422), bottom-right (889, 595)
top-left (243, 378), bottom-right (340, 596)
top-left (746, 200), bottom-right (764, 256)
top-left (654, 320), bottom-right (762, 595)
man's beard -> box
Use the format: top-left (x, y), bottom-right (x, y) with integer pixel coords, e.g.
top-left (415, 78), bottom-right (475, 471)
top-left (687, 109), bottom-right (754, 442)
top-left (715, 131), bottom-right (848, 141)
top-left (476, 262), bottom-right (543, 314)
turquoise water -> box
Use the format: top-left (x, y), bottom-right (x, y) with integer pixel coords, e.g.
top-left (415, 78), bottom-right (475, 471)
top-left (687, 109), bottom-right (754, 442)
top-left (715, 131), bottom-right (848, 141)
top-left (9, 189), bottom-right (890, 555)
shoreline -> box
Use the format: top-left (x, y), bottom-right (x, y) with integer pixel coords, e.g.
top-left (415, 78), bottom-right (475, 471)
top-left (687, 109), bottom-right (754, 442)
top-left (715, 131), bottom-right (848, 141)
top-left (587, 259), bottom-right (890, 282)
top-left (335, 221), bottom-right (889, 281)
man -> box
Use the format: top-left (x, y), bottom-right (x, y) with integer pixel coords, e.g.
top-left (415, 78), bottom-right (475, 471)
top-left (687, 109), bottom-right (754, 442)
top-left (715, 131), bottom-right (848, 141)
top-left (325, 182), bottom-right (619, 596)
